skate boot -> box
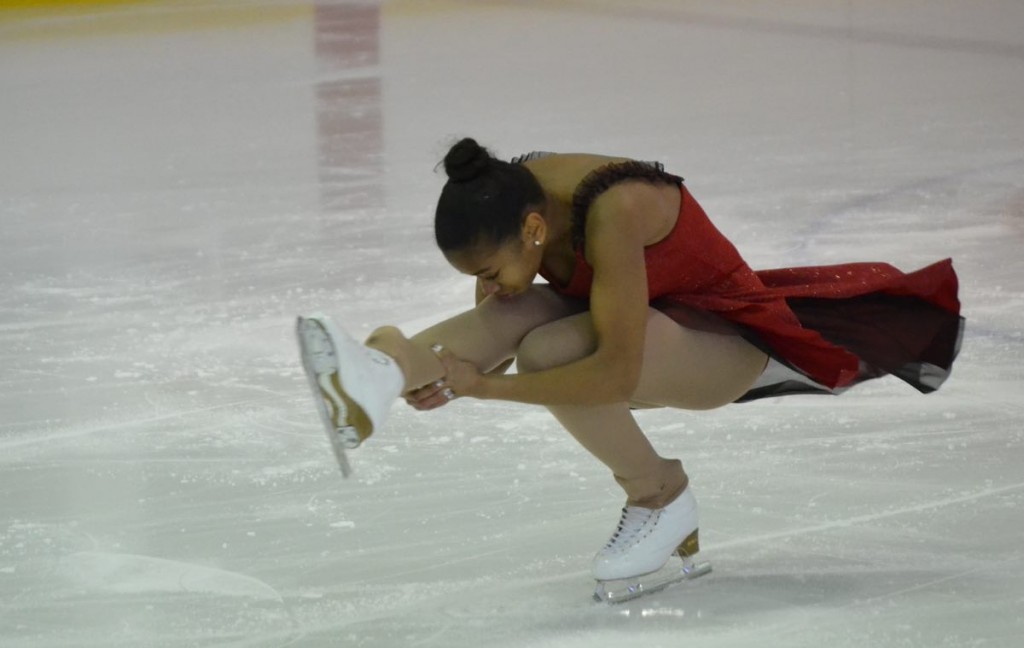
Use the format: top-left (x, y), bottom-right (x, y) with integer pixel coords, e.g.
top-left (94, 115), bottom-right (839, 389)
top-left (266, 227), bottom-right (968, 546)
top-left (295, 314), bottom-right (404, 476)
top-left (592, 486), bottom-right (712, 603)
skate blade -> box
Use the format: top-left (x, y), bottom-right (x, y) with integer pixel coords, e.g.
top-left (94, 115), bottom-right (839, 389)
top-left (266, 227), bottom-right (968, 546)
top-left (593, 557), bottom-right (712, 604)
top-left (296, 317), bottom-right (355, 478)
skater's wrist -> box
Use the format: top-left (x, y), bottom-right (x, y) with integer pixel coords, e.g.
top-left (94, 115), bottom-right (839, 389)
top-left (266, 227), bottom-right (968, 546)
top-left (475, 373), bottom-right (537, 402)
top-left (473, 373), bottom-right (497, 400)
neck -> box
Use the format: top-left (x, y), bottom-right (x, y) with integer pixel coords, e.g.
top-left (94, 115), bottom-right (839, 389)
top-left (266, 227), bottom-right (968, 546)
top-left (542, 191), bottom-right (574, 249)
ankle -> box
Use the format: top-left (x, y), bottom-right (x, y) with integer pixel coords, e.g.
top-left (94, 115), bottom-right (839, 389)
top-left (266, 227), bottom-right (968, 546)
top-left (364, 326), bottom-right (411, 386)
top-left (615, 458), bottom-right (688, 509)
top-left (364, 326), bottom-right (402, 358)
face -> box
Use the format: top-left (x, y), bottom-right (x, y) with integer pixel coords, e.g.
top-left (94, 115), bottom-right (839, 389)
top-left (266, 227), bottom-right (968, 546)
top-left (446, 236), bottom-right (544, 299)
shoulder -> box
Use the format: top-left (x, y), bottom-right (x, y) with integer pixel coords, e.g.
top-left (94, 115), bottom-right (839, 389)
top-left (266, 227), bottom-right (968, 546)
top-left (573, 160), bottom-right (681, 203)
top-left (571, 160), bottom-right (683, 249)
top-left (588, 180), bottom-right (666, 217)
top-left (585, 182), bottom-right (679, 249)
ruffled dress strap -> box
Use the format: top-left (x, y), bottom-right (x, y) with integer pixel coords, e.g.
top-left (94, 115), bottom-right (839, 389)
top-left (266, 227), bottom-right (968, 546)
top-left (510, 151), bottom-right (555, 164)
top-left (569, 161), bottom-right (684, 251)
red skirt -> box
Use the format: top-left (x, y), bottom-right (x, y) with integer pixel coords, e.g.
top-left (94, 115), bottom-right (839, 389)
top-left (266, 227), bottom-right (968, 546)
top-left (731, 260), bottom-right (963, 400)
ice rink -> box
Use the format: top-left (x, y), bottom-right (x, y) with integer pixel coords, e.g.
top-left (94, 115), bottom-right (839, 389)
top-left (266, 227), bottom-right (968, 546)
top-left (2, 1), bottom-right (1023, 646)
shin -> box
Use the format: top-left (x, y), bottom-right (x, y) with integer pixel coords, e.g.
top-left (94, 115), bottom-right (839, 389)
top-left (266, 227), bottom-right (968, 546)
top-left (516, 312), bottom-right (687, 507)
top-left (365, 286), bottom-right (585, 393)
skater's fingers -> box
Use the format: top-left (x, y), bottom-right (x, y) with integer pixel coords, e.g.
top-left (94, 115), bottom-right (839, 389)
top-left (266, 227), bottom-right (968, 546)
top-left (403, 391), bottom-right (433, 408)
top-left (409, 392), bottom-right (449, 411)
top-left (407, 379), bottom-right (445, 401)
top-left (405, 394), bottom-right (446, 410)
top-left (429, 343), bottom-right (459, 368)
top-left (432, 349), bottom-right (480, 399)
top-left (436, 348), bottom-right (461, 373)
top-left (404, 379), bottom-right (452, 410)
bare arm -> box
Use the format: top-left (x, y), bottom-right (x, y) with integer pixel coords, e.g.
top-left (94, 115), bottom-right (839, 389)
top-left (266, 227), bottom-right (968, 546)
top-left (460, 184), bottom-right (666, 405)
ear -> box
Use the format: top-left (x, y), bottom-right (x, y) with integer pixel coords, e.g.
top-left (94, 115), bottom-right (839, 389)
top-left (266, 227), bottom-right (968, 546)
top-left (522, 211), bottom-right (547, 247)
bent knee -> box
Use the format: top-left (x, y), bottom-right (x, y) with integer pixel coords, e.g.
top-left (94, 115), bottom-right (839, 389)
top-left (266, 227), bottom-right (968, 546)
top-left (515, 318), bottom-right (596, 373)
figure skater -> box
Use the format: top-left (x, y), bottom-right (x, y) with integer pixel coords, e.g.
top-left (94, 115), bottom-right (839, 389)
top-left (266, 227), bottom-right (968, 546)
top-left (296, 138), bottom-right (963, 601)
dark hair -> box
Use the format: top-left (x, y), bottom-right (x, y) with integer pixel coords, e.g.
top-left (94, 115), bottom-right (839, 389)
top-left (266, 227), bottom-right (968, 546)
top-left (434, 138), bottom-right (545, 252)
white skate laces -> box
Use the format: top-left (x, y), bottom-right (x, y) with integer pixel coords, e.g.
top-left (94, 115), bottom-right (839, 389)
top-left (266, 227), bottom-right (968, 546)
top-left (592, 486), bottom-right (709, 591)
top-left (296, 314), bottom-right (404, 474)
top-left (602, 506), bottom-right (662, 554)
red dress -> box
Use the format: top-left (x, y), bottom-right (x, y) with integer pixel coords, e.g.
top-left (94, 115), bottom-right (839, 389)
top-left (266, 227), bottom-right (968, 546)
top-left (538, 162), bottom-right (964, 400)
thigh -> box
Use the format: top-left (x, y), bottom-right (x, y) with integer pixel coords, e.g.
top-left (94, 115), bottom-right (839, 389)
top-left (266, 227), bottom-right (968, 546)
top-left (633, 308), bottom-right (768, 409)
top-left (518, 307), bottom-right (767, 409)
top-left (515, 310), bottom-right (598, 373)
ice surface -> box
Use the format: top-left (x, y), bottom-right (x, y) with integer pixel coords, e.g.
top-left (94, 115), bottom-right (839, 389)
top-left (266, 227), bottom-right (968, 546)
top-left (1, 1), bottom-right (1022, 646)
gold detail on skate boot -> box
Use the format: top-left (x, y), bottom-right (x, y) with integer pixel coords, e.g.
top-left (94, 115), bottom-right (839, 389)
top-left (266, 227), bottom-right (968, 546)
top-left (676, 528), bottom-right (699, 558)
top-left (330, 373), bottom-right (373, 444)
top-left (319, 379), bottom-right (341, 427)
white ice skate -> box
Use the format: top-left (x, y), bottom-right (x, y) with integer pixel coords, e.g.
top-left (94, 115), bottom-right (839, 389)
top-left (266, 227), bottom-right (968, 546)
top-left (592, 487), bottom-right (712, 603)
top-left (295, 314), bottom-right (404, 477)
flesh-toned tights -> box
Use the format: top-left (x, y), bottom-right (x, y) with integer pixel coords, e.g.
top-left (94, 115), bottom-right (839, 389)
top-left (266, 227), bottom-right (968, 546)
top-left (366, 285), bottom-right (767, 508)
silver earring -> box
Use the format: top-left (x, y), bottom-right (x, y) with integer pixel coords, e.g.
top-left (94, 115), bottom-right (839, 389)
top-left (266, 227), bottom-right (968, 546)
top-left (533, 240), bottom-right (541, 247)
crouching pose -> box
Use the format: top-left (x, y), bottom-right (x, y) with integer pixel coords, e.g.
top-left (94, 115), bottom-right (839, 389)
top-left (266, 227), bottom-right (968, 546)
top-left (296, 138), bottom-right (964, 602)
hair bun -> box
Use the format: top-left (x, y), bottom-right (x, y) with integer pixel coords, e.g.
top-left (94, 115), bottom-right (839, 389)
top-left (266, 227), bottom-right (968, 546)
top-left (443, 137), bottom-right (491, 183)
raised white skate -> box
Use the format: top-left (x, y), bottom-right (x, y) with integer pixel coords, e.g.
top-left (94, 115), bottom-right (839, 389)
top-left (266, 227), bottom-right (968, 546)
top-left (592, 487), bottom-right (712, 603)
top-left (295, 314), bottom-right (404, 477)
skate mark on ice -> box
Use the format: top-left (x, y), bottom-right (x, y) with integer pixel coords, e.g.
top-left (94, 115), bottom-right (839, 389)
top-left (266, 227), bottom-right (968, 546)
top-left (408, 622), bottom-right (455, 647)
top-left (845, 563), bottom-right (1000, 609)
top-left (715, 481), bottom-right (1024, 550)
top-left (794, 156), bottom-right (1024, 263)
top-left (0, 398), bottom-right (265, 451)
top-left (57, 551), bottom-right (286, 601)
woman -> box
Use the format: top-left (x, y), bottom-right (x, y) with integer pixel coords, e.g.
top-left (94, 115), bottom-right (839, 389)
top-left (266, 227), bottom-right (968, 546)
top-left (296, 138), bottom-right (963, 601)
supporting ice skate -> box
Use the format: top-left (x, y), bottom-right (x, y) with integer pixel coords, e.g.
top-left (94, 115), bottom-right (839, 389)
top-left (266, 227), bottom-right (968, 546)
top-left (295, 314), bottom-right (404, 476)
top-left (592, 486), bottom-right (712, 603)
